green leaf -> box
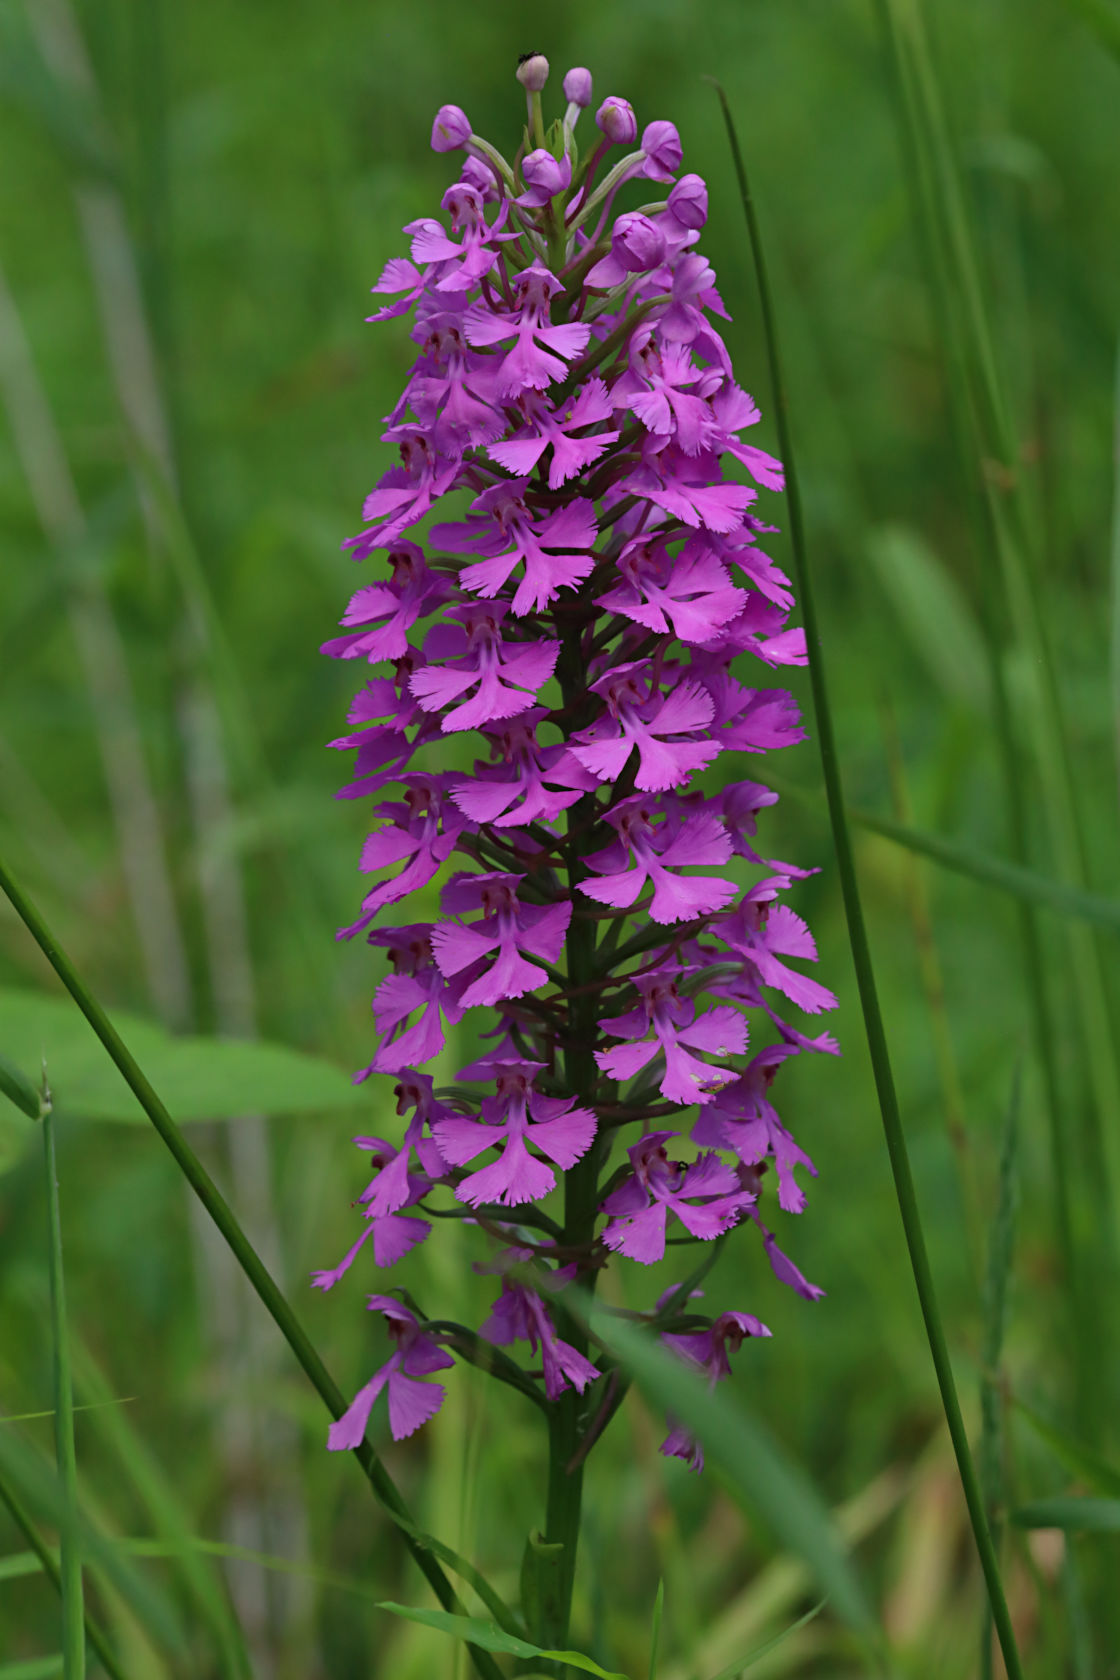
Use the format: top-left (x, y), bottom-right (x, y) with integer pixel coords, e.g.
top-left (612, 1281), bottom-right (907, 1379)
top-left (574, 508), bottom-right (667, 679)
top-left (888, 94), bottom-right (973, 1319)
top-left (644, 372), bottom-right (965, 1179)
top-left (1011, 1498), bottom-right (1120, 1532)
top-left (706, 1599), bottom-right (825, 1679)
top-left (376, 1604), bottom-right (629, 1678)
top-left (1013, 1399), bottom-right (1120, 1499)
top-left (0, 1048), bottom-right (42, 1120)
top-left (0, 987), bottom-right (370, 1121)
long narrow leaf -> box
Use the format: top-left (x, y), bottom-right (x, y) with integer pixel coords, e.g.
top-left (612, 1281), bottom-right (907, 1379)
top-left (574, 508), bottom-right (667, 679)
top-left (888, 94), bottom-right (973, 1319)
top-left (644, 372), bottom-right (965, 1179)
top-left (1012, 1498), bottom-right (1120, 1532)
top-left (710, 77), bottom-right (1025, 1680)
top-left (41, 1104), bottom-right (84, 1680)
top-left (377, 1603), bottom-right (628, 1679)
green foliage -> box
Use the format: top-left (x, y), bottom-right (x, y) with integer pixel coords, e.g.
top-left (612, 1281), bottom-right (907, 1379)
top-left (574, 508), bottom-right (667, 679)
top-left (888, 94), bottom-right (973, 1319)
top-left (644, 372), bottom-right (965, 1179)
top-left (0, 987), bottom-right (368, 1121)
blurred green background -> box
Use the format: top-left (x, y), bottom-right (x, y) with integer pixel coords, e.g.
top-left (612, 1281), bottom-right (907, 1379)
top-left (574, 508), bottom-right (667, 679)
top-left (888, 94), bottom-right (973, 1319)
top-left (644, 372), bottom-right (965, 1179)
top-left (1, 0), bottom-right (1119, 1674)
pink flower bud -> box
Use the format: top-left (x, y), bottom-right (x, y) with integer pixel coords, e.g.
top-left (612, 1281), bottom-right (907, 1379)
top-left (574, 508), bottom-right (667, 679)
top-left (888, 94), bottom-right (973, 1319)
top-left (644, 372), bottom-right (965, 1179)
top-left (431, 104), bottom-right (471, 153)
top-left (640, 119), bottom-right (682, 182)
top-left (667, 172), bottom-right (708, 230)
top-left (596, 96), bottom-right (637, 146)
top-left (563, 67), bottom-right (593, 108)
top-left (516, 52), bottom-right (549, 93)
top-left (517, 148), bottom-right (574, 208)
top-left (611, 212), bottom-right (667, 273)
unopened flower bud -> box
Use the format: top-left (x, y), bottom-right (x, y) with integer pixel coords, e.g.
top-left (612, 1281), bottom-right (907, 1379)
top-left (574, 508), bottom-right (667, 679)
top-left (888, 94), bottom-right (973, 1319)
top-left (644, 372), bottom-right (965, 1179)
top-left (517, 148), bottom-right (573, 208)
top-left (431, 104), bottom-right (471, 153)
top-left (459, 154), bottom-right (499, 202)
top-left (611, 212), bottom-right (667, 272)
top-left (563, 67), bottom-right (593, 108)
top-left (667, 172), bottom-right (708, 230)
top-left (596, 96), bottom-right (637, 146)
top-left (640, 119), bottom-right (682, 182)
top-left (516, 52), bottom-right (549, 92)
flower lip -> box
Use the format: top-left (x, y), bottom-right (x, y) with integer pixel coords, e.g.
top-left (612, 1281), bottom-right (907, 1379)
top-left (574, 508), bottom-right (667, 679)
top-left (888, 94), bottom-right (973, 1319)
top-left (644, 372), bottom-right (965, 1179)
top-left (431, 104), bottom-right (471, 153)
top-left (596, 96), bottom-right (638, 146)
top-left (516, 51), bottom-right (550, 92)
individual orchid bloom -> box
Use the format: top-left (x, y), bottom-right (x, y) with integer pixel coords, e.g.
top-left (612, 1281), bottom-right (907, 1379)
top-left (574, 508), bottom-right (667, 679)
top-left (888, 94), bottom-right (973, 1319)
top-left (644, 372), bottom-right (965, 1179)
top-left (327, 1297), bottom-right (454, 1449)
top-left (336, 776), bottom-right (468, 939)
top-left (434, 1061), bottom-right (596, 1207)
top-left (691, 1046), bottom-right (818, 1214)
top-left (431, 873), bottom-right (572, 1008)
top-left (404, 314), bottom-right (507, 450)
top-left (612, 332), bottom-right (722, 456)
top-left (359, 925), bottom-right (465, 1075)
top-left (431, 480), bottom-right (599, 615)
top-left (571, 663), bottom-right (722, 792)
top-left (595, 535), bottom-right (747, 646)
top-left (451, 708), bottom-right (595, 829)
top-left (578, 798), bottom-right (737, 924)
top-left (595, 969), bottom-right (747, 1106)
top-left (623, 440), bottom-right (756, 533)
top-left (463, 265), bottom-right (591, 396)
top-left (408, 603), bottom-right (560, 732)
top-left (357, 1071), bottom-right (453, 1217)
top-left (487, 380), bottom-right (619, 490)
top-left (404, 180), bottom-right (509, 292)
top-left (515, 148), bottom-right (573, 208)
top-left (481, 1268), bottom-right (601, 1398)
top-left (585, 211), bottom-right (669, 289)
top-left (600, 1132), bottom-right (755, 1263)
top-left (716, 888), bottom-right (839, 1016)
top-left (344, 424), bottom-right (463, 558)
top-left (658, 1308), bottom-right (771, 1472)
top-left (311, 1131), bottom-right (435, 1288)
top-left (320, 541), bottom-right (450, 664)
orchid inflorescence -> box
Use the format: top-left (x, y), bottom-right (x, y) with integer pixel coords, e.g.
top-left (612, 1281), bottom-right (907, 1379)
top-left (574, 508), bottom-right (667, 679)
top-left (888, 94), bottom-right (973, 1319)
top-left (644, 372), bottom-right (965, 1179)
top-left (315, 53), bottom-right (837, 1475)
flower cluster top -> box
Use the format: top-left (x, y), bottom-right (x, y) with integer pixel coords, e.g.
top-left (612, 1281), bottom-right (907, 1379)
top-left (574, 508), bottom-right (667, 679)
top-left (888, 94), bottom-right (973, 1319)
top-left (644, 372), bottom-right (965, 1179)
top-left (316, 57), bottom-right (837, 1472)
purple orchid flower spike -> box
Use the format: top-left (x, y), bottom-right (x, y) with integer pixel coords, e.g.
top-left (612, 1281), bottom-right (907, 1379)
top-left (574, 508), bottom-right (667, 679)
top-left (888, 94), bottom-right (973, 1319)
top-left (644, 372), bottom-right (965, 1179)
top-left (318, 62), bottom-right (836, 1494)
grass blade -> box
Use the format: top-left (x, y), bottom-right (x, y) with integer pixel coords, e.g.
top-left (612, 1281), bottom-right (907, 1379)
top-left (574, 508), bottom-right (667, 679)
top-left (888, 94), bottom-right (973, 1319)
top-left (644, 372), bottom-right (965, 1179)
top-left (978, 1068), bottom-right (1020, 1680)
top-left (704, 1599), bottom-right (825, 1680)
top-left (709, 77), bottom-right (1025, 1680)
top-left (1012, 1498), bottom-right (1120, 1532)
top-left (376, 1603), bottom-right (628, 1679)
top-left (0, 848), bottom-right (506, 1680)
top-left (0, 1473), bottom-right (125, 1680)
top-left (40, 1099), bottom-right (84, 1680)
top-left (764, 770), bottom-right (1120, 936)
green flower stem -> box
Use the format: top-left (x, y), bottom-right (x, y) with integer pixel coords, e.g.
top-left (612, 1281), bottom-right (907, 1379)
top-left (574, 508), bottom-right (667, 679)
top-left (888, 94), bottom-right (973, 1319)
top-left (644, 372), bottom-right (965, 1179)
top-left (42, 1100), bottom-right (85, 1680)
top-left (0, 1470), bottom-right (125, 1680)
top-left (0, 852), bottom-right (505, 1680)
top-left (710, 80), bottom-right (1025, 1680)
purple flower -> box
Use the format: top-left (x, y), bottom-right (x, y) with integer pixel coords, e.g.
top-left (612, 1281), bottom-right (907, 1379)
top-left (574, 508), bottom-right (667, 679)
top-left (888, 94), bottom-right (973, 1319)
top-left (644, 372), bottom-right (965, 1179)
top-left (431, 104), bottom-right (471, 152)
top-left (640, 120), bottom-right (683, 182)
top-left (431, 873), bottom-right (571, 1008)
top-left (434, 1060), bottom-right (596, 1207)
top-left (563, 67), bottom-right (593, 109)
top-left (601, 1133), bottom-right (755, 1263)
top-left (596, 96), bottom-right (637, 145)
top-left (517, 149), bottom-right (573, 208)
top-left (595, 970), bottom-right (747, 1106)
top-left (659, 1309), bottom-right (771, 1472)
top-left (482, 1268), bottom-right (600, 1399)
top-left (327, 1297), bottom-right (454, 1449)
